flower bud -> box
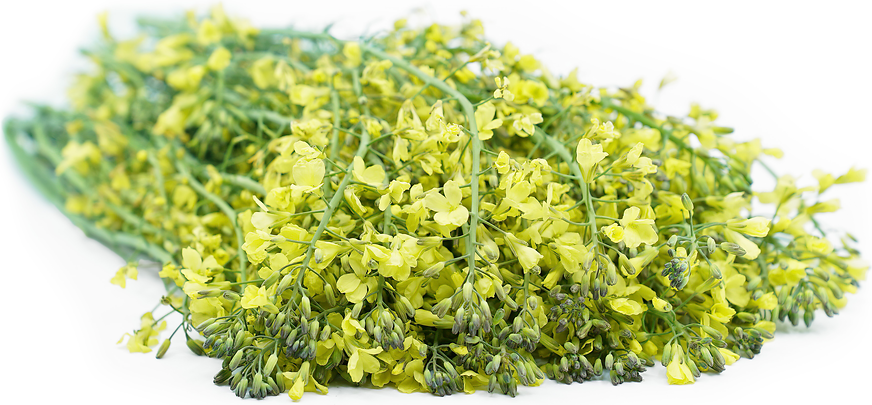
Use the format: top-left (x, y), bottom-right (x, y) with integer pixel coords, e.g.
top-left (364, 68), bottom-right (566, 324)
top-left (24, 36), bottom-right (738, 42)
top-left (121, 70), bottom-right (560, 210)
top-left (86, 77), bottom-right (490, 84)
top-left (618, 253), bottom-right (636, 276)
top-left (214, 368), bottom-right (232, 385)
top-left (156, 339), bottom-right (171, 359)
top-left (462, 282), bottom-right (474, 302)
top-left (736, 312), bottom-right (757, 323)
top-left (719, 242), bottom-right (746, 256)
top-left (494, 283), bottom-right (507, 301)
top-left (417, 236), bottom-right (442, 247)
top-left (198, 289), bottom-right (223, 298)
top-left (301, 296), bottom-right (312, 318)
top-left (423, 262), bottom-right (445, 278)
top-left (706, 237), bottom-right (716, 255)
top-left (432, 298), bottom-right (451, 318)
top-left (263, 270), bottom-right (280, 287)
top-left (221, 290), bottom-right (241, 301)
top-left (186, 338), bottom-right (206, 356)
top-left (681, 193), bottom-right (694, 212)
top-left (606, 262), bottom-right (618, 285)
top-left (230, 349), bottom-right (245, 369)
top-left (264, 353), bottom-right (279, 375)
top-left (324, 283), bottom-right (337, 307)
top-left (278, 274), bottom-right (294, 291)
top-left (701, 325), bottom-right (723, 340)
top-left (661, 343), bottom-right (673, 367)
top-left (352, 302), bottom-right (363, 318)
top-left (687, 358), bottom-right (701, 378)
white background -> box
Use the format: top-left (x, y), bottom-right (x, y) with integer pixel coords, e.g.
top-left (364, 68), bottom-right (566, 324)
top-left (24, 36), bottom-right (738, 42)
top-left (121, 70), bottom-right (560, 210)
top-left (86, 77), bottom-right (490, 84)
top-left (1, 1), bottom-right (871, 404)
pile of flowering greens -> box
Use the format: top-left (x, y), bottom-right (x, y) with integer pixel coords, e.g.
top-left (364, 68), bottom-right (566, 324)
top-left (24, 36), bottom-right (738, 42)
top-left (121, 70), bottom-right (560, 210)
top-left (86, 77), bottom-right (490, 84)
top-left (5, 6), bottom-right (868, 399)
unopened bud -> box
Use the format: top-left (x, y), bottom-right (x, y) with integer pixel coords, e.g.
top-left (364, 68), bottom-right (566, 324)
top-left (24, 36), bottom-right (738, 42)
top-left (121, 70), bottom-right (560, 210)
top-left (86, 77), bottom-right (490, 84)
top-left (301, 296), bottom-right (312, 318)
top-left (351, 302), bottom-right (363, 318)
top-left (222, 290), bottom-right (241, 301)
top-left (701, 325), bottom-right (723, 340)
top-left (423, 262), bottom-right (445, 278)
top-left (681, 193), bottom-right (694, 213)
top-left (618, 253), bottom-right (636, 276)
top-left (264, 353), bottom-right (279, 375)
top-left (156, 339), bottom-right (171, 359)
top-left (417, 236), bottom-right (441, 247)
top-left (263, 270), bottom-right (280, 287)
top-left (719, 242), bottom-right (746, 256)
top-left (462, 282), bottom-right (474, 302)
top-left (186, 339), bottom-right (205, 356)
top-left (278, 274), bottom-right (294, 291)
top-left (661, 343), bottom-right (673, 367)
top-left (230, 349), bottom-right (245, 369)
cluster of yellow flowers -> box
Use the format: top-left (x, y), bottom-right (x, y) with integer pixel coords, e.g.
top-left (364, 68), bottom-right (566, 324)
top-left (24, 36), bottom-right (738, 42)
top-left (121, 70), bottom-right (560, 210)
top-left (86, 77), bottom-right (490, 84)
top-left (5, 5), bottom-right (868, 399)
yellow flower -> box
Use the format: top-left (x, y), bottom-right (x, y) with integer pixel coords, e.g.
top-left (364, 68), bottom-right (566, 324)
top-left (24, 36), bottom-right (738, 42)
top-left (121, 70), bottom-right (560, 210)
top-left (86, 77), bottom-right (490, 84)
top-left (290, 157), bottom-right (325, 197)
top-left (575, 138), bottom-right (608, 183)
top-left (513, 80), bottom-right (549, 105)
top-left (652, 297), bottom-right (672, 312)
top-left (708, 302), bottom-right (736, 323)
top-left (110, 262), bottom-right (139, 288)
top-left (240, 284), bottom-right (279, 313)
top-left (118, 312), bottom-right (166, 353)
top-left (56, 141), bottom-right (101, 175)
top-left (207, 47), bottom-right (231, 71)
top-left (337, 272), bottom-right (376, 303)
top-left (352, 156), bottom-right (386, 187)
top-left (250, 57), bottom-right (275, 89)
top-left (805, 199), bottom-right (841, 215)
top-left (342, 42), bottom-right (362, 67)
top-left (518, 54), bottom-right (540, 72)
top-left (666, 349), bottom-right (695, 385)
top-left (722, 271), bottom-right (751, 307)
top-left (347, 346), bottom-right (383, 382)
top-left (505, 233), bottom-right (543, 273)
top-left (726, 217), bottom-right (771, 237)
top-left (395, 359), bottom-right (427, 393)
top-left (179, 248), bottom-right (222, 297)
top-left (158, 263), bottom-right (184, 287)
top-left (619, 207), bottom-right (658, 249)
top-left (493, 76), bottom-right (514, 101)
top-left (289, 374), bottom-right (305, 400)
top-left (424, 180), bottom-right (469, 228)
top-left (378, 180), bottom-right (411, 210)
top-left (723, 229), bottom-right (761, 260)
top-left (475, 101), bottom-right (503, 140)
top-left (718, 348), bottom-right (741, 366)
top-left (836, 167), bottom-right (866, 184)
top-left (609, 297), bottom-right (645, 316)
top-left (167, 65), bottom-right (206, 92)
top-left (196, 19), bottom-right (221, 45)
top-left (805, 236), bottom-right (833, 255)
top-left (767, 259), bottom-right (807, 286)
top-left (601, 223), bottom-right (624, 243)
top-left (93, 121), bottom-right (128, 156)
top-left (380, 237), bottom-right (417, 281)
top-left (812, 169), bottom-right (836, 193)
top-left (751, 292), bottom-right (778, 310)
top-left (512, 112), bottom-right (543, 136)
